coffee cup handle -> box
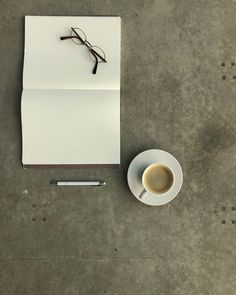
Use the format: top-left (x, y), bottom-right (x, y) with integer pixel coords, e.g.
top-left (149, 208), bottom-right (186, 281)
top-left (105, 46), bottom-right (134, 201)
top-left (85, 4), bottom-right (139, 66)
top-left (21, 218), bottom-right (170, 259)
top-left (139, 189), bottom-right (148, 199)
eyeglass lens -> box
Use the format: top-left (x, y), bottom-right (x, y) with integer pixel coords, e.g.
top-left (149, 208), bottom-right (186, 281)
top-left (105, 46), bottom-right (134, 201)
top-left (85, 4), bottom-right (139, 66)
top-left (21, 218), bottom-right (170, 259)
top-left (71, 27), bottom-right (87, 45)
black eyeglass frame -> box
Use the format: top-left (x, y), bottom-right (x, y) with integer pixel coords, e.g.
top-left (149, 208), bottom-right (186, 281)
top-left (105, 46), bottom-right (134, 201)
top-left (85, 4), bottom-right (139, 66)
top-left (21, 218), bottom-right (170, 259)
top-left (60, 27), bottom-right (107, 74)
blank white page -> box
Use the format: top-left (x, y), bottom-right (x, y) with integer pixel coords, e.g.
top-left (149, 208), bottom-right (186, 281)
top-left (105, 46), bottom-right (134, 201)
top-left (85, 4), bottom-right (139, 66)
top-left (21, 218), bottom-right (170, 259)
top-left (23, 16), bottom-right (120, 90)
top-left (22, 89), bottom-right (120, 165)
top-left (22, 16), bottom-right (120, 166)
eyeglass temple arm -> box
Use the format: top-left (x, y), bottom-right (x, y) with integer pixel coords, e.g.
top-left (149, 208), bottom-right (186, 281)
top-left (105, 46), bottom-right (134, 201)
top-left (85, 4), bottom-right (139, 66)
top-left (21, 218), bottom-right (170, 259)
top-left (60, 27), bottom-right (86, 43)
top-left (60, 36), bottom-right (80, 40)
top-left (90, 51), bottom-right (98, 74)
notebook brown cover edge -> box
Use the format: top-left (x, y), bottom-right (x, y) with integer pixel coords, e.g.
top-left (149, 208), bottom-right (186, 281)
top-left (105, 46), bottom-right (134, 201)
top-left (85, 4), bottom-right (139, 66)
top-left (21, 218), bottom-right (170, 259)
top-left (23, 164), bottom-right (119, 169)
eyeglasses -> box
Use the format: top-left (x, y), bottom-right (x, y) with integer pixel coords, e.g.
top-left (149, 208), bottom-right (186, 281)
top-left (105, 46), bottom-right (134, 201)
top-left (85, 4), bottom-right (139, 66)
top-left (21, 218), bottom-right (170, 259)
top-left (60, 27), bottom-right (107, 74)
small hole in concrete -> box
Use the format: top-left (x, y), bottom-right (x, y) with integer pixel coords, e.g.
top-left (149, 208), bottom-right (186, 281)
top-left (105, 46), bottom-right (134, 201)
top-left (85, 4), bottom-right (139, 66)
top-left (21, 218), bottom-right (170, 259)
top-left (114, 248), bottom-right (118, 251)
top-left (32, 217), bottom-right (36, 222)
top-left (221, 206), bottom-right (226, 211)
top-left (43, 203), bottom-right (47, 207)
top-left (233, 76), bottom-right (236, 79)
top-left (221, 62), bottom-right (225, 67)
top-left (232, 207), bottom-right (235, 211)
top-left (32, 204), bottom-right (36, 208)
top-left (222, 220), bottom-right (226, 224)
top-left (222, 75), bottom-right (226, 80)
top-left (43, 218), bottom-right (46, 222)
top-left (232, 220), bottom-right (236, 224)
top-left (231, 62), bottom-right (235, 66)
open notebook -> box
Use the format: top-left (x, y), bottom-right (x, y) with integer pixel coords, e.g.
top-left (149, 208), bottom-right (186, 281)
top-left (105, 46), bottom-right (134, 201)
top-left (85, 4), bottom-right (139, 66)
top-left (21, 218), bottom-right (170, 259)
top-left (21, 16), bottom-right (121, 167)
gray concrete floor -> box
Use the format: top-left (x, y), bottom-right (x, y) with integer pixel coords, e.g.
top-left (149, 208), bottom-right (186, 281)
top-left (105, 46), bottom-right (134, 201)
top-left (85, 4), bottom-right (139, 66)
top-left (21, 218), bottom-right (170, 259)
top-left (1, 0), bottom-right (236, 294)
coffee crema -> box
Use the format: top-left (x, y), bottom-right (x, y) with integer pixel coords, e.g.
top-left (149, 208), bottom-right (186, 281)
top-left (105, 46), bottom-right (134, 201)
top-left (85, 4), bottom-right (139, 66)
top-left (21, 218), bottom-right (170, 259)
top-left (143, 164), bottom-right (173, 194)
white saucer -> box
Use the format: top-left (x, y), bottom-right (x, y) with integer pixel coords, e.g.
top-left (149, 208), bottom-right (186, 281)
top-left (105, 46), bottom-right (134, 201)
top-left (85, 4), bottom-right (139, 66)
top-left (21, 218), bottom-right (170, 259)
top-left (127, 149), bottom-right (183, 206)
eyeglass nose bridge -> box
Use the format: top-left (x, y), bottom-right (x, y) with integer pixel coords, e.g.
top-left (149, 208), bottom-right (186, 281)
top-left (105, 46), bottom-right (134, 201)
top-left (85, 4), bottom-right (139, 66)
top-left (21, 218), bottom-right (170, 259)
top-left (84, 40), bottom-right (92, 49)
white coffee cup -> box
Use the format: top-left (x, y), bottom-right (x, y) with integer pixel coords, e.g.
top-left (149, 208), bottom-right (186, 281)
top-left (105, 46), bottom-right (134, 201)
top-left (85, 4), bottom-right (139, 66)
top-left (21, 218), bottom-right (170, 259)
top-left (139, 163), bottom-right (174, 199)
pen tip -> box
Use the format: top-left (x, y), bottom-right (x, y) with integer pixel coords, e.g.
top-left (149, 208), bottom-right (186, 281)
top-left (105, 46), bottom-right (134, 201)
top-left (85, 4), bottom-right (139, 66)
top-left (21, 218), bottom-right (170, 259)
top-left (50, 181), bottom-right (57, 185)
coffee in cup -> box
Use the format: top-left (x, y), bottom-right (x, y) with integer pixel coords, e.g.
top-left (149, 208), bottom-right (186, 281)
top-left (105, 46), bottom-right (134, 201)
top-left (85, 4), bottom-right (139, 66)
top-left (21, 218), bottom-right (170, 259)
top-left (139, 163), bottom-right (174, 199)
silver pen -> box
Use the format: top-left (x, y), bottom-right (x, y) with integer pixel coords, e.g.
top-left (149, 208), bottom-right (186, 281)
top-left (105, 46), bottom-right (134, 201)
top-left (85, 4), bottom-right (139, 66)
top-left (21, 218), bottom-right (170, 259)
top-left (51, 180), bottom-right (106, 186)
